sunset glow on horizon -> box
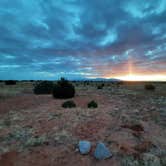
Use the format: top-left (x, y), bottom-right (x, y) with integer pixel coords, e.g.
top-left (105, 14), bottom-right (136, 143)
top-left (105, 57), bottom-right (166, 81)
top-left (114, 58), bottom-right (166, 81)
top-left (114, 74), bottom-right (166, 81)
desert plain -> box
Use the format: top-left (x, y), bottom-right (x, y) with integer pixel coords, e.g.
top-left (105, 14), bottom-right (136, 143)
top-left (0, 81), bottom-right (166, 166)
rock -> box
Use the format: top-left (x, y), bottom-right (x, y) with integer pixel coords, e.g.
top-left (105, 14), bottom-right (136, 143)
top-left (78, 140), bottom-right (91, 155)
top-left (142, 153), bottom-right (161, 166)
top-left (94, 142), bottom-right (112, 160)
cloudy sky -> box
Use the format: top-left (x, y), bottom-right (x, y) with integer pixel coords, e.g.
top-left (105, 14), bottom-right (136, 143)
top-left (0, 0), bottom-right (166, 80)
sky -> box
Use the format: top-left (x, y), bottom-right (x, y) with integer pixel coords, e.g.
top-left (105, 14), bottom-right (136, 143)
top-left (0, 0), bottom-right (166, 80)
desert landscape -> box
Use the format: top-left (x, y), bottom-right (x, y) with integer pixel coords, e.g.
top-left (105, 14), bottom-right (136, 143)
top-left (0, 80), bottom-right (165, 166)
top-left (0, 0), bottom-right (166, 165)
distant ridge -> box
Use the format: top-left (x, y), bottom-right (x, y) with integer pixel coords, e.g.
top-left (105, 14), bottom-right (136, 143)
top-left (0, 78), bottom-right (122, 82)
top-left (86, 78), bottom-right (122, 82)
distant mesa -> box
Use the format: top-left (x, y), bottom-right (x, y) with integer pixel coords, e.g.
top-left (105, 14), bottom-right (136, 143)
top-left (88, 78), bottom-right (122, 82)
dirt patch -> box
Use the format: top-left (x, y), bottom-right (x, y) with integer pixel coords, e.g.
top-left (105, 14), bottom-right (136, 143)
top-left (0, 95), bottom-right (52, 115)
top-left (0, 151), bottom-right (18, 166)
top-left (121, 124), bottom-right (144, 132)
top-left (134, 140), bottom-right (153, 153)
top-left (74, 117), bottom-right (109, 141)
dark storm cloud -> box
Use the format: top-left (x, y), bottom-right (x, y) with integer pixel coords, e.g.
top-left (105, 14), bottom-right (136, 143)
top-left (0, 0), bottom-right (165, 80)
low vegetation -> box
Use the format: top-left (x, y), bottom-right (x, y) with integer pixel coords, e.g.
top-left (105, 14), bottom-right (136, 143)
top-left (145, 84), bottom-right (156, 90)
top-left (5, 80), bottom-right (16, 85)
top-left (62, 100), bottom-right (76, 108)
top-left (33, 81), bottom-right (54, 94)
top-left (97, 84), bottom-right (104, 89)
top-left (1, 127), bottom-right (47, 152)
top-left (88, 100), bottom-right (98, 108)
top-left (53, 78), bottom-right (75, 99)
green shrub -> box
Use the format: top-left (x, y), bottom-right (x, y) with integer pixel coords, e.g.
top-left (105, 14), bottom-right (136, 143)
top-left (25, 135), bottom-right (46, 147)
top-left (5, 80), bottom-right (16, 85)
top-left (5, 127), bottom-right (46, 148)
top-left (62, 100), bottom-right (76, 108)
top-left (97, 84), bottom-right (104, 89)
top-left (88, 100), bottom-right (98, 108)
top-left (53, 78), bottom-right (75, 99)
top-left (33, 81), bottom-right (54, 94)
top-left (145, 84), bottom-right (155, 90)
top-left (121, 156), bottom-right (140, 166)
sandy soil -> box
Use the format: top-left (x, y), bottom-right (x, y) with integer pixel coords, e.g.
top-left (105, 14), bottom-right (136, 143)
top-left (0, 82), bottom-right (166, 166)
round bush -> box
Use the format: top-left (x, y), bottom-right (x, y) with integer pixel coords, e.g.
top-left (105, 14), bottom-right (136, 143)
top-left (97, 84), bottom-right (104, 89)
top-left (88, 100), bottom-right (98, 108)
top-left (62, 100), bottom-right (76, 108)
top-left (33, 81), bottom-right (54, 94)
top-left (144, 84), bottom-right (155, 90)
top-left (53, 78), bottom-right (75, 99)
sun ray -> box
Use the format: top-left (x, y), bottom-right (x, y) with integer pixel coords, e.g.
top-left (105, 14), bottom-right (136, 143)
top-left (128, 56), bottom-right (133, 77)
top-left (112, 57), bottom-right (166, 81)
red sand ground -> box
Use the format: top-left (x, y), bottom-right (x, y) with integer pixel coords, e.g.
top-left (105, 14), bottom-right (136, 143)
top-left (0, 83), bottom-right (166, 165)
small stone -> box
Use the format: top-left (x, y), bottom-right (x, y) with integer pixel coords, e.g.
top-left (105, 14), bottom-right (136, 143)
top-left (78, 140), bottom-right (91, 155)
top-left (94, 142), bottom-right (112, 160)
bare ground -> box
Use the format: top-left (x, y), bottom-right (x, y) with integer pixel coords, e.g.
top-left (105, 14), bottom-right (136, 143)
top-left (0, 82), bottom-right (166, 166)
